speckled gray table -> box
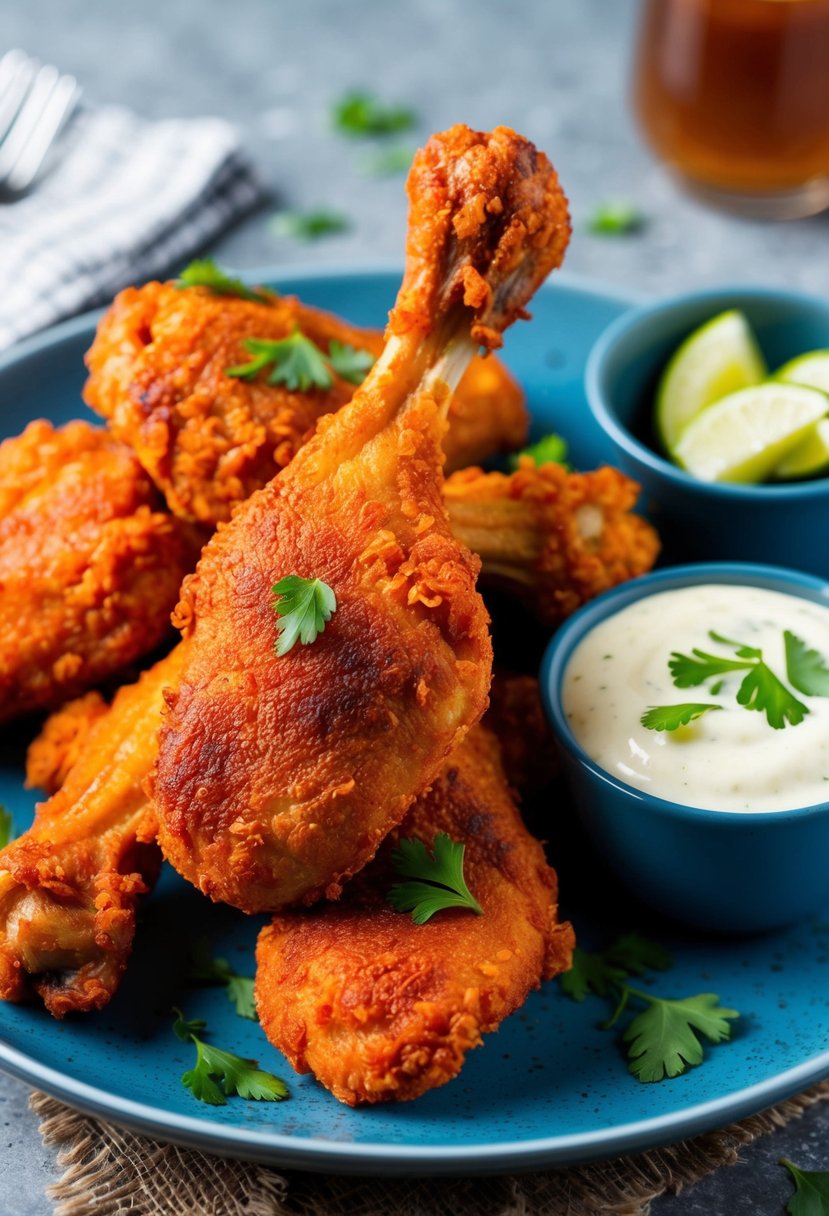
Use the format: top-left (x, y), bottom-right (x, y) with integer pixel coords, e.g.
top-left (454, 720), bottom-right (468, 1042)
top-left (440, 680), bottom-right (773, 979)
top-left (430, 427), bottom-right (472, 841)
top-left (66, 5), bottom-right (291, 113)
top-left (4, 1), bottom-right (829, 1212)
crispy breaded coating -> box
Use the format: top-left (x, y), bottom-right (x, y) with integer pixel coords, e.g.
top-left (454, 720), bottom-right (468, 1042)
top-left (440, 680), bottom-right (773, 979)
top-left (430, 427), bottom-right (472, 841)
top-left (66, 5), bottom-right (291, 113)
top-left (486, 672), bottom-right (560, 793)
top-left (25, 690), bottom-right (109, 795)
top-left (444, 458), bottom-right (660, 626)
top-left (83, 282), bottom-right (527, 525)
top-left (0, 650), bottom-right (183, 1017)
top-left (255, 722), bottom-right (574, 1106)
top-left (150, 125), bottom-right (569, 915)
top-left (0, 420), bottom-right (198, 723)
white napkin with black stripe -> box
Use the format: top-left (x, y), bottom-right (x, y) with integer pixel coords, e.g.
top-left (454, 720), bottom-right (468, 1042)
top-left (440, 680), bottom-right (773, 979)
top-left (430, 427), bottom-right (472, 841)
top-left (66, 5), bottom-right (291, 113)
top-left (0, 104), bottom-right (265, 350)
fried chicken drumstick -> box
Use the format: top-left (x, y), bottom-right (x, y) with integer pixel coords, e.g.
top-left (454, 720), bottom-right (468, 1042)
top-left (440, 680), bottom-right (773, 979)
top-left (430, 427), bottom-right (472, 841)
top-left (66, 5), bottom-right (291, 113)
top-left (0, 649), bottom-right (184, 1016)
top-left (149, 124), bottom-right (570, 915)
top-left (83, 279), bottom-right (527, 525)
top-left (0, 420), bottom-right (197, 723)
top-left (255, 706), bottom-right (574, 1106)
top-left (444, 458), bottom-right (659, 625)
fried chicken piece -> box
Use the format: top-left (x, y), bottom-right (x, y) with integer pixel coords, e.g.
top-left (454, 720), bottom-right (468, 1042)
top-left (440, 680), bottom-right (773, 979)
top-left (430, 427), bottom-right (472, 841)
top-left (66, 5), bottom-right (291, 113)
top-left (25, 690), bottom-right (109, 795)
top-left (150, 124), bottom-right (570, 914)
top-left (0, 649), bottom-right (183, 1017)
top-left (255, 718), bottom-right (575, 1106)
top-left (0, 419), bottom-right (197, 723)
top-left (83, 281), bottom-right (527, 525)
top-left (485, 672), bottom-right (560, 794)
top-left (444, 459), bottom-right (660, 626)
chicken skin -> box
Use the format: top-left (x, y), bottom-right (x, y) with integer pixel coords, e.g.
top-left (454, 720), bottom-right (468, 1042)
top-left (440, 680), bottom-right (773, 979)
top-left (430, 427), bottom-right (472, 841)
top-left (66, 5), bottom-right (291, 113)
top-left (255, 716), bottom-right (575, 1106)
top-left (0, 649), bottom-right (184, 1017)
top-left (0, 419), bottom-right (197, 723)
top-left (444, 458), bottom-right (660, 626)
top-left (83, 280), bottom-right (527, 525)
top-left (149, 125), bottom-right (570, 915)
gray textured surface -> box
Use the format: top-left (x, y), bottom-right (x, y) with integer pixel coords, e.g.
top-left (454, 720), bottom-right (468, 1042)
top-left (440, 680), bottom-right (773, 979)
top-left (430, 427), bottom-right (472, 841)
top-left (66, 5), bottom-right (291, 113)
top-left (3, 0), bottom-right (829, 1212)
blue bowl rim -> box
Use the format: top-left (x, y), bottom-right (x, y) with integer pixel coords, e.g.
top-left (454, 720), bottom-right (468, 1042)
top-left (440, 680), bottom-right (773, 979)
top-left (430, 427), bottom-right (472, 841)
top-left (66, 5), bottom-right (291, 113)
top-left (541, 561), bottom-right (829, 825)
top-left (585, 284), bottom-right (829, 502)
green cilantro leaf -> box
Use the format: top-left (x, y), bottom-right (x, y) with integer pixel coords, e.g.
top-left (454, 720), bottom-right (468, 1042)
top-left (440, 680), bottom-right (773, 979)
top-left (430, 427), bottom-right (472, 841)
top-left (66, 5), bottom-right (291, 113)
top-left (668, 649), bottom-right (752, 687)
top-left (586, 201), bottom-right (644, 236)
top-left (227, 330), bottom-right (333, 392)
top-left (623, 992), bottom-right (740, 1083)
top-left (508, 432), bottom-right (569, 471)
top-left (0, 805), bottom-right (13, 849)
top-left (359, 144), bottom-right (416, 177)
top-left (559, 947), bottom-right (629, 1002)
top-left (640, 703), bottom-right (722, 731)
top-left (327, 340), bottom-right (375, 385)
top-left (387, 833), bottom-right (482, 924)
top-left (781, 1158), bottom-right (829, 1215)
top-left (272, 575), bottom-right (337, 657)
top-left (176, 259), bottom-right (271, 304)
top-left (785, 631), bottom-right (829, 698)
top-left (173, 1011), bottom-right (287, 1105)
top-left (333, 90), bottom-right (416, 138)
top-left (735, 659), bottom-right (809, 729)
top-left (187, 941), bottom-right (257, 1021)
top-left (271, 210), bottom-right (349, 241)
top-left (604, 932), bottom-right (673, 976)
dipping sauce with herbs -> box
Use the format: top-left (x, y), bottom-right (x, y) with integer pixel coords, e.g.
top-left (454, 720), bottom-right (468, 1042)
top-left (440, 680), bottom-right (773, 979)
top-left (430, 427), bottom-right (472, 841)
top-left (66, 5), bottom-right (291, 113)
top-left (563, 583), bottom-right (829, 812)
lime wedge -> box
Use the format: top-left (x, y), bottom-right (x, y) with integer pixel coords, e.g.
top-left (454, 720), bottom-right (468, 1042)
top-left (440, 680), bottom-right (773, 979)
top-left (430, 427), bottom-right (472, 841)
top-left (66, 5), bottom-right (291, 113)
top-left (773, 418), bottom-right (829, 479)
top-left (673, 383), bottom-right (829, 483)
top-left (776, 350), bottom-right (829, 396)
top-left (656, 310), bottom-right (766, 454)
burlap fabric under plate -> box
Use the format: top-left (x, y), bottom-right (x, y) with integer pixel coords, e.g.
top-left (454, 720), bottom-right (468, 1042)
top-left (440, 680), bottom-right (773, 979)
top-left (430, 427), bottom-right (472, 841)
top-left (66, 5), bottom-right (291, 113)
top-left (30, 1081), bottom-right (829, 1216)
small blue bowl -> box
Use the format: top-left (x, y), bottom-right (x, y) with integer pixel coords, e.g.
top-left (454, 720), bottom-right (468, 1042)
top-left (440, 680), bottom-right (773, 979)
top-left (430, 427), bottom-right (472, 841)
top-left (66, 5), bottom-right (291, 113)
top-left (586, 286), bottom-right (829, 576)
top-left (541, 561), bottom-right (829, 935)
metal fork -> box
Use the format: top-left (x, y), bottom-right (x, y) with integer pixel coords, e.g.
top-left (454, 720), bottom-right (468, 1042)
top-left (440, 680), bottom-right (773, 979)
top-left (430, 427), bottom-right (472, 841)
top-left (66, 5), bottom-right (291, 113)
top-left (0, 49), bottom-right (80, 197)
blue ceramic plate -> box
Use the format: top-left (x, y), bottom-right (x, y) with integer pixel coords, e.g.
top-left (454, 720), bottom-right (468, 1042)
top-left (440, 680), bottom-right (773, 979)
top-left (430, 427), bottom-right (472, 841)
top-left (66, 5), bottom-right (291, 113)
top-left (1, 269), bottom-right (828, 1175)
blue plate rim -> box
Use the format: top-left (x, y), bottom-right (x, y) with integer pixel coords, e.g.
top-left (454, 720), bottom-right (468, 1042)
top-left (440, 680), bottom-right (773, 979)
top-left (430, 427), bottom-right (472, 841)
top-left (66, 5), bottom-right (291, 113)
top-left (2, 265), bottom-right (828, 1174)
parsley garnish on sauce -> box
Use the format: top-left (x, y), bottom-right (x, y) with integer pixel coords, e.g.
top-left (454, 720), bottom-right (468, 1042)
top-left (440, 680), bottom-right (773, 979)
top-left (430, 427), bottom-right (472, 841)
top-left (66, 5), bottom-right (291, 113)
top-left (226, 329), bottom-right (374, 392)
top-left (559, 935), bottom-right (739, 1083)
top-left (187, 941), bottom-right (257, 1021)
top-left (333, 90), bottom-right (416, 138)
top-left (642, 628), bottom-right (829, 732)
top-left (176, 259), bottom-right (272, 304)
top-left (780, 1158), bottom-right (829, 1215)
top-left (0, 805), bottom-right (13, 849)
top-left (387, 833), bottom-right (483, 924)
top-left (172, 1010), bottom-right (288, 1106)
top-left (272, 575), bottom-right (337, 657)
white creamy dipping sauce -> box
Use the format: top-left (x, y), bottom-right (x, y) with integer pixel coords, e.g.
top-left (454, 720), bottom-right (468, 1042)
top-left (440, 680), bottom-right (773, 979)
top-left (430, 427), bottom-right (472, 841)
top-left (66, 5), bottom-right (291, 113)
top-left (563, 583), bottom-right (829, 812)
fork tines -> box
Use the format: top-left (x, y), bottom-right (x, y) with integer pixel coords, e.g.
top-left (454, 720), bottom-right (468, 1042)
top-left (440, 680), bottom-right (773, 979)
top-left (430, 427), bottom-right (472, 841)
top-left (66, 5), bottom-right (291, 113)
top-left (0, 49), bottom-right (80, 195)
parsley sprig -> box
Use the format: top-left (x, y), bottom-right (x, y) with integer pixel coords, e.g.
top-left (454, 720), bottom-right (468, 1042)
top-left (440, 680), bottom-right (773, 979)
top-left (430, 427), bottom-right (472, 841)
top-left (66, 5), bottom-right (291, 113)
top-left (586, 201), bottom-right (644, 237)
top-left (333, 90), bottom-right (416, 138)
top-left (508, 432), bottom-right (569, 471)
top-left (176, 259), bottom-right (271, 304)
top-left (643, 628), bottom-right (829, 732)
top-left (781, 1158), bottom-right (829, 1215)
top-left (387, 833), bottom-right (483, 925)
top-left (271, 210), bottom-right (350, 241)
top-left (0, 805), bottom-right (13, 849)
top-left (187, 941), bottom-right (257, 1021)
top-left (172, 1009), bottom-right (288, 1106)
top-left (272, 575), bottom-right (337, 657)
top-left (559, 934), bottom-right (740, 1083)
top-left (226, 328), bottom-right (374, 391)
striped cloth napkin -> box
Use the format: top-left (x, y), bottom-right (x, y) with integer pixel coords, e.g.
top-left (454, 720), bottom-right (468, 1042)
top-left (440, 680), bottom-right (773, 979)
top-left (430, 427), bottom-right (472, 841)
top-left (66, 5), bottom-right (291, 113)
top-left (0, 104), bottom-right (265, 351)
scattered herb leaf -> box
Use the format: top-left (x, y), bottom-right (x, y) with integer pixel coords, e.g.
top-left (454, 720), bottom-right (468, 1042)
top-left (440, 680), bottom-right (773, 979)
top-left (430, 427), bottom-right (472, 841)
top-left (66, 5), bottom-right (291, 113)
top-left (271, 210), bottom-right (350, 241)
top-left (327, 340), bottom-right (375, 385)
top-left (176, 259), bottom-right (271, 304)
top-left (187, 941), bottom-right (257, 1021)
top-left (333, 90), bottom-right (416, 138)
top-left (735, 658), bottom-right (808, 729)
top-left (227, 330), bottom-right (333, 391)
top-left (508, 432), bottom-right (569, 470)
top-left (272, 575), bottom-right (337, 657)
top-left (668, 648), bottom-right (752, 688)
top-left (173, 1011), bottom-right (288, 1106)
top-left (604, 932), bottom-right (673, 976)
top-left (559, 946), bottom-right (628, 1002)
top-left (785, 631), bottom-right (829, 699)
top-left (587, 201), bottom-right (644, 236)
top-left (0, 805), bottom-right (13, 849)
top-left (359, 144), bottom-right (416, 177)
top-left (641, 703), bottom-right (722, 732)
top-left (388, 833), bottom-right (483, 925)
top-left (780, 1158), bottom-right (829, 1215)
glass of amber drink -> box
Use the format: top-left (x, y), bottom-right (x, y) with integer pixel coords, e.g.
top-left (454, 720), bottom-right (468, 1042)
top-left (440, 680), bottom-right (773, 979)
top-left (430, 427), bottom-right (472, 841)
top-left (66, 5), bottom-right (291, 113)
top-left (634, 0), bottom-right (829, 218)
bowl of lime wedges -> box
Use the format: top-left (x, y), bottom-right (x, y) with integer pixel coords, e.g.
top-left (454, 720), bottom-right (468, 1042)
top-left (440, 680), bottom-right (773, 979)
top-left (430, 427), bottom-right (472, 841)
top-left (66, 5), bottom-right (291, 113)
top-left (585, 287), bottom-right (829, 574)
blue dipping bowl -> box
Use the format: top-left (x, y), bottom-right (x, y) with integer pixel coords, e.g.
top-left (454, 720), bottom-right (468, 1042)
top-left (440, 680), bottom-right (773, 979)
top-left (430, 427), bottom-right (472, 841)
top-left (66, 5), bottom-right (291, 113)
top-left (541, 562), bottom-right (829, 935)
top-left (586, 287), bottom-right (829, 576)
